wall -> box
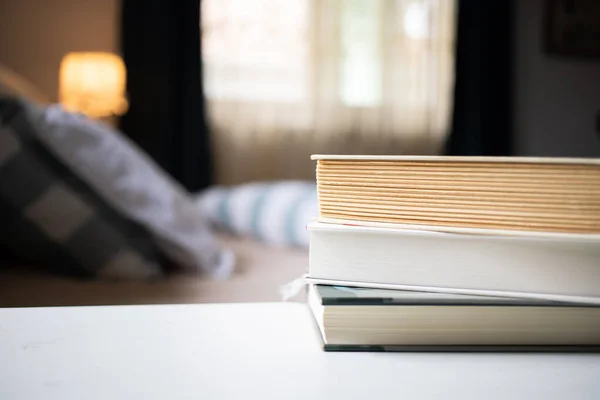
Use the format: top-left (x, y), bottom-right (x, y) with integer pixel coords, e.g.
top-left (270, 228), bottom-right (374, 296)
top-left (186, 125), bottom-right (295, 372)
top-left (513, 0), bottom-right (600, 157)
top-left (2, 0), bottom-right (598, 156)
top-left (0, 0), bottom-right (120, 102)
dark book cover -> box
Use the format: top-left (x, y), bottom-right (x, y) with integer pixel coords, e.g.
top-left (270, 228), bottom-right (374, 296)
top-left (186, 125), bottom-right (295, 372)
top-left (315, 285), bottom-right (592, 307)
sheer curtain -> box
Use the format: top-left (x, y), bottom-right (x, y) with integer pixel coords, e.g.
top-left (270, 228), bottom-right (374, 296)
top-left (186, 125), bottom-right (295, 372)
top-left (202, 0), bottom-right (456, 184)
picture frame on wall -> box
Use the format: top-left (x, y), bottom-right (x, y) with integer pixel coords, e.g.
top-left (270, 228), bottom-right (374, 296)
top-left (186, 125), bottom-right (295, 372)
top-left (544, 0), bottom-right (600, 58)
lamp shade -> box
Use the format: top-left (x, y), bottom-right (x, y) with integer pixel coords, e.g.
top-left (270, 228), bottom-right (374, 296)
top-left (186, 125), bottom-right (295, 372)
top-left (59, 52), bottom-right (128, 118)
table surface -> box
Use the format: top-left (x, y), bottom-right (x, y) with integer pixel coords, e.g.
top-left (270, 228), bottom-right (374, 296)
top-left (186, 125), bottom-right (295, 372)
top-left (1, 303), bottom-right (600, 400)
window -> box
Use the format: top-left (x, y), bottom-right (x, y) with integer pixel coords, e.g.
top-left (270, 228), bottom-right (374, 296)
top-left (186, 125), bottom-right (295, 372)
top-left (202, 0), bottom-right (309, 103)
top-left (201, 0), bottom-right (457, 184)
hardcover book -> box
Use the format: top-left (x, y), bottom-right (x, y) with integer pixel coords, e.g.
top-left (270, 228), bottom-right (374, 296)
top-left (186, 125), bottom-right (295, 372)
top-left (312, 154), bottom-right (600, 235)
top-left (308, 284), bottom-right (600, 352)
top-left (307, 221), bottom-right (600, 304)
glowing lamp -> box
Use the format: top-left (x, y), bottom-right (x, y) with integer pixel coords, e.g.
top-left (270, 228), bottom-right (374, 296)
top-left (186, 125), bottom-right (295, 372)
top-left (59, 52), bottom-right (128, 118)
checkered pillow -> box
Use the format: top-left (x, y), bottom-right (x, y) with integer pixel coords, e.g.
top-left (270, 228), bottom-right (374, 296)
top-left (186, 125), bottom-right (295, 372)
top-left (0, 96), bottom-right (162, 279)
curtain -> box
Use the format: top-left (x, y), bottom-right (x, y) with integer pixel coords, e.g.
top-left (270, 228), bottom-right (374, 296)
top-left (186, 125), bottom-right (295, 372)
top-left (120, 0), bottom-right (212, 191)
top-left (445, 0), bottom-right (513, 156)
top-left (202, 0), bottom-right (457, 184)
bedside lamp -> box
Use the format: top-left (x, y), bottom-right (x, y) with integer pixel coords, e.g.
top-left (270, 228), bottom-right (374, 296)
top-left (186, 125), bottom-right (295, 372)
top-left (59, 52), bottom-right (128, 118)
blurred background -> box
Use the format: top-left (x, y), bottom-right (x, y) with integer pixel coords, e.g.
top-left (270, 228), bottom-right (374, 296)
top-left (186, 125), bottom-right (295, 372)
top-left (1, 0), bottom-right (600, 307)
top-left (1, 0), bottom-right (598, 191)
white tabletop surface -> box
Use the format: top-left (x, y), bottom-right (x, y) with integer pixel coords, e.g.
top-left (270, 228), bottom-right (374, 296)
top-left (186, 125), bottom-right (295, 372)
top-left (1, 302), bottom-right (599, 400)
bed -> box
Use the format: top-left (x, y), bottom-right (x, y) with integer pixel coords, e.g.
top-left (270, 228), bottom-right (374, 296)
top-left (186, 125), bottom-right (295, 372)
top-left (0, 233), bottom-right (307, 307)
top-left (0, 65), bottom-right (309, 307)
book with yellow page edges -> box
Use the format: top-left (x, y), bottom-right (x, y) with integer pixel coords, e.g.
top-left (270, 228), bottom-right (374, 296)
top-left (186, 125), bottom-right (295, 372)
top-left (307, 155), bottom-right (600, 304)
top-left (312, 155), bottom-right (600, 234)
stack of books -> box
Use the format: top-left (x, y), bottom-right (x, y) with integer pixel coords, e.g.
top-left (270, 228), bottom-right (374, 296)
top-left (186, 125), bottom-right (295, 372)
top-left (305, 155), bottom-right (600, 352)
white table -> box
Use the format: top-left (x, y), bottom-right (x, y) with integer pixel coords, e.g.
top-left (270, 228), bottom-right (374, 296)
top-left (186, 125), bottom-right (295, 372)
top-left (1, 303), bottom-right (599, 400)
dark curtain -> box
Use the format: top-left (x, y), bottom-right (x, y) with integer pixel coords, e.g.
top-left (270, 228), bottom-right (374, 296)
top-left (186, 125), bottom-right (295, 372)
top-left (445, 0), bottom-right (514, 156)
top-left (120, 0), bottom-right (212, 191)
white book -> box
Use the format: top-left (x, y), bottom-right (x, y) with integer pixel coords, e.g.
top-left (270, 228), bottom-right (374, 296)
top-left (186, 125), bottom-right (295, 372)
top-left (307, 221), bottom-right (600, 304)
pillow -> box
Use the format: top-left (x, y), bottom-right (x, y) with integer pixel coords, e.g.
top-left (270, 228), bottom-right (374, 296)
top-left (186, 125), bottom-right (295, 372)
top-left (196, 181), bottom-right (317, 248)
top-left (38, 103), bottom-right (235, 278)
top-left (0, 96), bottom-right (161, 279)
top-left (0, 96), bottom-right (234, 279)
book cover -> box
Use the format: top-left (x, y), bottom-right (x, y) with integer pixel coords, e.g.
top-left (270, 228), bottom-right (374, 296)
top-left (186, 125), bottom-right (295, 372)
top-left (309, 284), bottom-right (600, 352)
top-left (307, 222), bottom-right (600, 305)
top-left (314, 284), bottom-right (586, 307)
top-left (311, 154), bottom-right (600, 165)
